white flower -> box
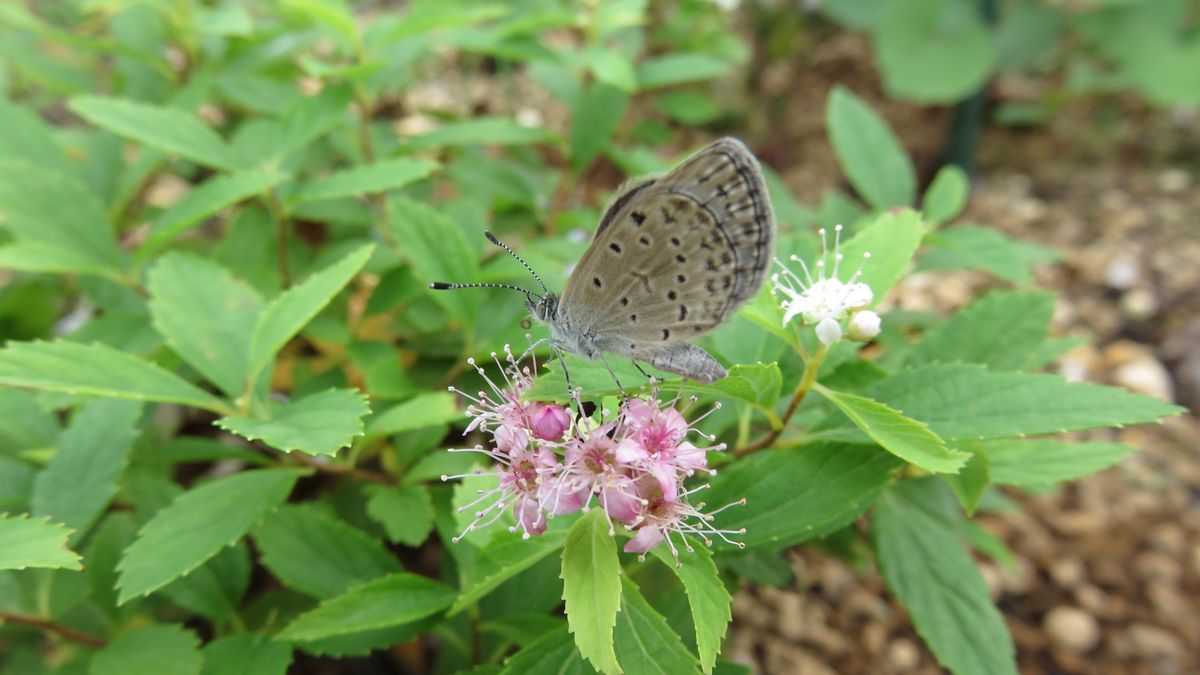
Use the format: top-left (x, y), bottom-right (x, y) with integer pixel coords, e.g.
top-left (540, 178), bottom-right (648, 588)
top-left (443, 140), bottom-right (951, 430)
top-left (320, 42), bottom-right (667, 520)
top-left (771, 224), bottom-right (878, 345)
top-left (848, 310), bottom-right (881, 341)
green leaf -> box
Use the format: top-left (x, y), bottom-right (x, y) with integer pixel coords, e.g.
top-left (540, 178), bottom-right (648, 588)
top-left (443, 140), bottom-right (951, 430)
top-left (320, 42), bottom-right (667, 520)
top-left (161, 541), bottom-right (250, 623)
top-left (0, 389), bottom-right (58, 452)
top-left (0, 160), bottom-right (128, 279)
top-left (615, 578), bottom-right (701, 674)
top-left (0, 341), bottom-right (230, 413)
top-left (827, 87), bottom-right (916, 209)
top-left (246, 244), bottom-right (374, 385)
top-left (409, 117), bottom-right (555, 148)
top-left (253, 503), bottom-right (400, 599)
top-left (365, 392), bottom-right (461, 437)
top-left (980, 439), bottom-right (1139, 486)
top-left (650, 546), bottom-right (730, 674)
top-left (147, 253), bottom-right (263, 397)
top-left (920, 225), bottom-right (1061, 285)
top-left (217, 388), bottom-right (369, 456)
top-left (386, 196), bottom-right (480, 324)
top-left (637, 53), bottom-right (734, 89)
top-left (90, 625), bottom-right (202, 675)
top-left (941, 449), bottom-right (989, 515)
top-left (70, 96), bottom-right (237, 170)
top-left (116, 469), bottom-right (303, 603)
top-left (141, 170), bottom-right (289, 255)
top-left (874, 0), bottom-right (995, 104)
top-left (873, 479), bottom-right (1017, 675)
top-left (282, 0), bottom-right (359, 50)
top-left (705, 444), bottom-right (900, 550)
top-left (499, 626), bottom-right (595, 675)
top-left (449, 531), bottom-right (567, 615)
top-left (201, 633), bottom-right (292, 675)
top-left (816, 384), bottom-right (967, 473)
top-left (31, 399), bottom-right (141, 539)
top-left (585, 47), bottom-right (637, 92)
top-left (922, 164), bottom-right (969, 227)
top-left (838, 208), bottom-right (924, 302)
top-left (0, 513), bottom-right (81, 571)
top-left (291, 158), bottom-right (439, 204)
top-left (906, 291), bottom-right (1055, 372)
top-left (570, 83), bottom-right (630, 172)
top-left (365, 483), bottom-right (435, 546)
top-left (561, 508), bottom-right (622, 675)
top-left (278, 85), bottom-right (353, 157)
top-left (0, 100), bottom-right (73, 174)
top-left (864, 364), bottom-right (1185, 440)
top-left (276, 572), bottom-right (457, 641)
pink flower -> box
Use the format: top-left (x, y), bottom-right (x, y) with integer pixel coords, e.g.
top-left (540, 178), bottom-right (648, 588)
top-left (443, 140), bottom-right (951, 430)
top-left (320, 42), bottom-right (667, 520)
top-left (623, 477), bottom-right (747, 563)
top-left (527, 403), bottom-right (570, 441)
top-left (564, 428), bottom-right (641, 523)
top-left (615, 396), bottom-right (721, 495)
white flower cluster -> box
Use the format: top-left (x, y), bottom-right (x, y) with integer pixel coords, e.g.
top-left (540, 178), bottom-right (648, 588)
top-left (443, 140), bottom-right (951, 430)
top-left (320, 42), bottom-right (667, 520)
top-left (772, 224), bottom-right (881, 345)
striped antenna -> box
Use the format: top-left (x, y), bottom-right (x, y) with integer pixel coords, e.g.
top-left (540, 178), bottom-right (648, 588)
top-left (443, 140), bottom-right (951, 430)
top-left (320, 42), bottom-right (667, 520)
top-left (484, 230), bottom-right (549, 295)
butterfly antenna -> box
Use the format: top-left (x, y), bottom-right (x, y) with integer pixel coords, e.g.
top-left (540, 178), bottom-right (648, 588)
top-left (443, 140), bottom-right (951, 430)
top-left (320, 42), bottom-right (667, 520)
top-left (484, 230), bottom-right (549, 295)
top-left (429, 281), bottom-right (540, 305)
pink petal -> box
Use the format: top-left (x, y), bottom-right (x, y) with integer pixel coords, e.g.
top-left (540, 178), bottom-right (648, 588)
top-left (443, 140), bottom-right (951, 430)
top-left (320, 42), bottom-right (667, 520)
top-left (614, 437), bottom-right (648, 465)
top-left (624, 526), bottom-right (665, 553)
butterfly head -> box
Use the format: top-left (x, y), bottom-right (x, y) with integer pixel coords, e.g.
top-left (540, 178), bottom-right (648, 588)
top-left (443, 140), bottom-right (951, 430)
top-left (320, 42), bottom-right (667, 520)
top-left (530, 293), bottom-right (558, 323)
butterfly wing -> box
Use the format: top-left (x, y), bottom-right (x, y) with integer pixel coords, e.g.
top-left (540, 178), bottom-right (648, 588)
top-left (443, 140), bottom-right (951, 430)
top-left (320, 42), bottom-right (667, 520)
top-left (559, 137), bottom-right (775, 350)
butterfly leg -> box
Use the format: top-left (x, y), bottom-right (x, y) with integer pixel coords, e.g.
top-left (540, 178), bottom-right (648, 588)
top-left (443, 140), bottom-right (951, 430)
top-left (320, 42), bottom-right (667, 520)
top-left (630, 360), bottom-right (660, 386)
top-left (598, 352), bottom-right (627, 395)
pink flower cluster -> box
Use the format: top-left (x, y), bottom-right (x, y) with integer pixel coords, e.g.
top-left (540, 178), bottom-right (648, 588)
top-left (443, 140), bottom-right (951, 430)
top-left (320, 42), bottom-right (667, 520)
top-left (443, 347), bottom-right (745, 560)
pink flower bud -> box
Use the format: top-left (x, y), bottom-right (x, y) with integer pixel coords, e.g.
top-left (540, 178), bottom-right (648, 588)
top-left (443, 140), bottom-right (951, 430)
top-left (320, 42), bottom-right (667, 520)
top-left (528, 403), bottom-right (571, 441)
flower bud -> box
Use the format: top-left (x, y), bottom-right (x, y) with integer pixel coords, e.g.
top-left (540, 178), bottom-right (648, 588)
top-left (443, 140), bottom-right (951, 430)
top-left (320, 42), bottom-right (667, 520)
top-left (528, 403), bottom-right (570, 441)
top-left (815, 317), bottom-right (842, 345)
top-left (848, 310), bottom-right (882, 341)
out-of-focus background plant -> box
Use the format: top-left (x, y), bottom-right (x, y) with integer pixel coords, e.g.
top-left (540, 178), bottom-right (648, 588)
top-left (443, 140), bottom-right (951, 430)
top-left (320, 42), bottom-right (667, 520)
top-left (0, 1), bottom-right (1195, 674)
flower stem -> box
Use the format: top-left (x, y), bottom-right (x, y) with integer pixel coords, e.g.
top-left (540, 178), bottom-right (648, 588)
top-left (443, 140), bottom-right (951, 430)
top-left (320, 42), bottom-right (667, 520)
top-left (734, 343), bottom-right (827, 457)
top-left (0, 612), bottom-right (105, 648)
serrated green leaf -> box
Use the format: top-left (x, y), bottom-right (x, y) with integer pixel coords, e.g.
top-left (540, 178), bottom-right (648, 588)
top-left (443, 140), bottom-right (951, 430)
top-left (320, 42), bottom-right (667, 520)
top-left (906, 290), bottom-right (1055, 372)
top-left (278, 85), bottom-right (353, 157)
top-left (291, 158), bottom-right (439, 204)
top-left (0, 341), bottom-right (230, 413)
top-left (201, 633), bottom-right (292, 675)
top-left (979, 439), bottom-right (1139, 486)
top-left (650, 545), bottom-right (730, 674)
top-left (570, 83), bottom-right (629, 172)
top-left (838, 208), bottom-right (924, 302)
top-left (0, 100), bottom-right (73, 174)
top-left (705, 443), bottom-right (899, 550)
top-left (90, 625), bottom-right (202, 675)
top-left (816, 384), bottom-right (966, 473)
top-left (0, 389), bottom-right (58, 453)
top-left (499, 626), bottom-right (595, 675)
top-left (32, 399), bottom-right (141, 540)
top-left (366, 391), bottom-right (461, 437)
top-left (585, 47), bottom-right (637, 92)
top-left (0, 160), bottom-right (128, 279)
top-left (615, 578), bottom-right (701, 674)
top-left (940, 449), bottom-right (989, 515)
top-left (827, 87), bottom-right (916, 209)
top-left (141, 170), bottom-right (289, 255)
top-left (700, 363), bottom-right (782, 410)
top-left (0, 513), bottom-right (81, 570)
top-left (117, 469), bottom-right (303, 603)
top-left (147, 253), bottom-right (263, 397)
top-left (253, 503), bottom-right (400, 599)
top-left (449, 531), bottom-right (566, 615)
top-left (920, 225), bottom-right (1061, 285)
top-left (637, 53), bottom-right (734, 89)
top-left (246, 244), bottom-right (374, 386)
top-left (561, 508), bottom-right (622, 675)
top-left (218, 388), bottom-right (369, 456)
top-left (365, 483), bottom-right (435, 546)
top-left (873, 479), bottom-right (1017, 675)
top-left (161, 541), bottom-right (250, 622)
top-left (386, 196), bottom-right (480, 324)
top-left (864, 364), bottom-right (1185, 440)
top-left (874, 0), bottom-right (995, 104)
top-left (276, 572), bottom-right (456, 641)
top-left (922, 164), bottom-right (969, 227)
top-left (70, 96), bottom-right (237, 170)
top-left (409, 117), bottom-right (555, 148)
top-left (483, 613), bottom-right (566, 647)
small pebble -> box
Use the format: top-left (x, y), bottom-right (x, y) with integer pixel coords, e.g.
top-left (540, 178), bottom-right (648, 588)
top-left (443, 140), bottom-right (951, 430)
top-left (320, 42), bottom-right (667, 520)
top-left (885, 639), bottom-right (920, 672)
top-left (1044, 606), bottom-right (1100, 653)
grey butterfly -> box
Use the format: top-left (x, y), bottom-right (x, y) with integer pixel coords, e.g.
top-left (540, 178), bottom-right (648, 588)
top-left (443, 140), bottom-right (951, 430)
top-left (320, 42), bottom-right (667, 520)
top-left (432, 137), bottom-right (775, 386)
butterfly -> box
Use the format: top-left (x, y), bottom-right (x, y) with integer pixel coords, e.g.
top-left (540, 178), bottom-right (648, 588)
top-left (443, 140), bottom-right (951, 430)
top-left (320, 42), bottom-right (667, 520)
top-left (432, 137), bottom-right (775, 386)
